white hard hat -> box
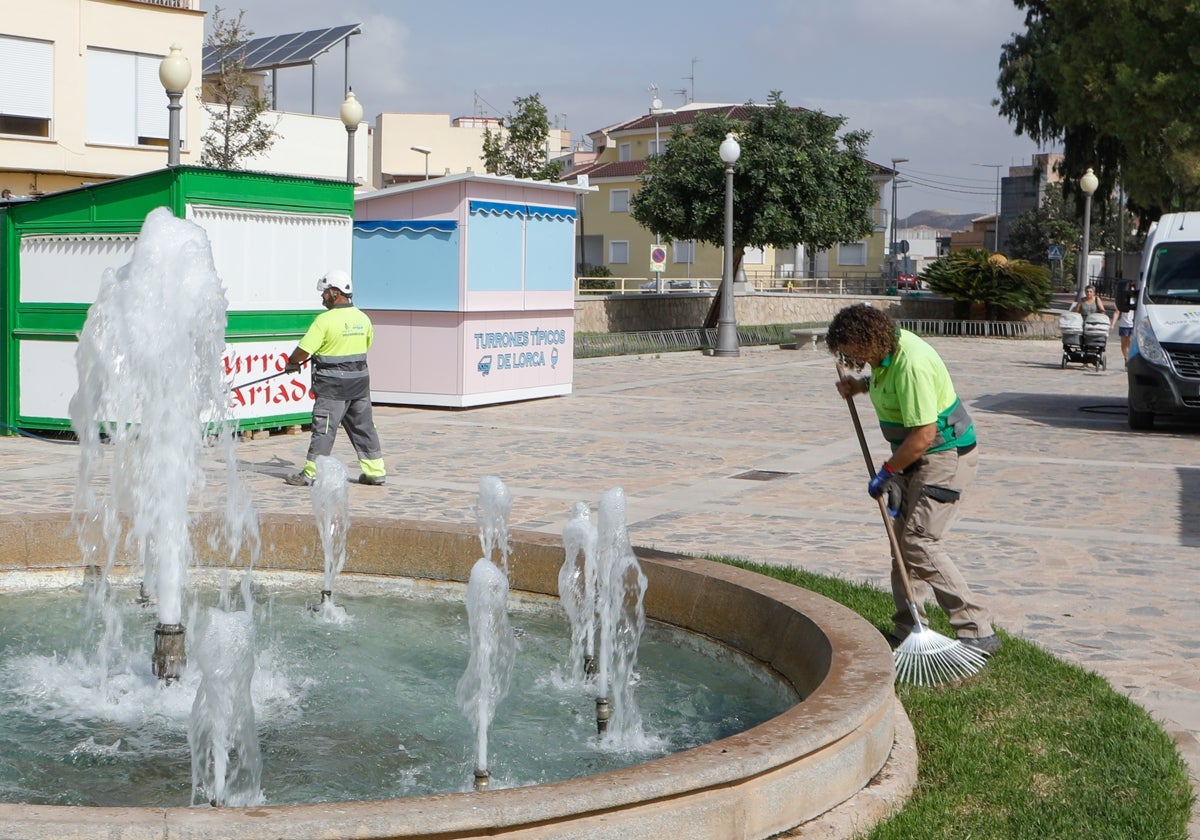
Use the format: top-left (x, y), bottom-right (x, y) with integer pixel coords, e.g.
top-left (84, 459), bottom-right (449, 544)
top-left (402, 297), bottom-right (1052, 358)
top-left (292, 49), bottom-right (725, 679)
top-left (316, 269), bottom-right (352, 295)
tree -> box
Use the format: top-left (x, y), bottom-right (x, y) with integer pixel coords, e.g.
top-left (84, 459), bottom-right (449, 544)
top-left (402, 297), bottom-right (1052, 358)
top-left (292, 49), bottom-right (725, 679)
top-left (201, 7), bottom-right (280, 170)
top-left (995, 0), bottom-right (1200, 224)
top-left (482, 94), bottom-right (562, 181)
top-left (629, 92), bottom-right (876, 290)
top-left (923, 249), bottom-right (1052, 319)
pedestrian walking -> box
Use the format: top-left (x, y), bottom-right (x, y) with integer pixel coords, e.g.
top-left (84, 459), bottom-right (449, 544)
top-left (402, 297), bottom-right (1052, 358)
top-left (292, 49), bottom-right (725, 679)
top-left (283, 269), bottom-right (386, 487)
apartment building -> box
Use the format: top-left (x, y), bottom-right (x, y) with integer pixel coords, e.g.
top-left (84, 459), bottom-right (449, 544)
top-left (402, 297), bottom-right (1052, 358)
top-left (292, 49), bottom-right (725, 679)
top-left (1, 0), bottom-right (205, 198)
top-left (564, 103), bottom-right (892, 284)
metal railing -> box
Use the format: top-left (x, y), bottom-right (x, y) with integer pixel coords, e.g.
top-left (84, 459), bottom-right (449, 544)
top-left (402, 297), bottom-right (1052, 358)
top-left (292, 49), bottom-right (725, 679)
top-left (126, 0), bottom-right (193, 7)
top-left (576, 273), bottom-right (896, 296)
top-left (575, 319), bottom-right (1059, 358)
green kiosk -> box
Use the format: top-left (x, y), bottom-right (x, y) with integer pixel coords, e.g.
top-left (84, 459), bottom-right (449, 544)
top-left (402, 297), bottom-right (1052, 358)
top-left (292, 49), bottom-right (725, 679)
top-left (0, 166), bottom-right (353, 435)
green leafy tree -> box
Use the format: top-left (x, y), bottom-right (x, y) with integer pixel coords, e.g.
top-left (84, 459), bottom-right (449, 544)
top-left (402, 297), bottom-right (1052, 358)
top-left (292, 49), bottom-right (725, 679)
top-left (995, 0), bottom-right (1200, 224)
top-left (923, 249), bottom-right (1053, 319)
top-left (630, 91), bottom-right (876, 292)
top-left (201, 7), bottom-right (280, 170)
top-left (482, 94), bottom-right (562, 181)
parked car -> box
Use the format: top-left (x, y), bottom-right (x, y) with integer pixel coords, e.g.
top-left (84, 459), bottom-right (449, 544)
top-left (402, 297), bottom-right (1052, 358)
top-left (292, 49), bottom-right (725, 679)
top-left (896, 273), bottom-right (919, 290)
top-left (640, 279), bottom-right (715, 293)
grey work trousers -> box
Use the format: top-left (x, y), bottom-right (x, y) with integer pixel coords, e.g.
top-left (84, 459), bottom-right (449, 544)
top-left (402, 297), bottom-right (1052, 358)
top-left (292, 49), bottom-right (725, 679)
top-left (306, 394), bottom-right (383, 466)
top-left (891, 446), bottom-right (994, 640)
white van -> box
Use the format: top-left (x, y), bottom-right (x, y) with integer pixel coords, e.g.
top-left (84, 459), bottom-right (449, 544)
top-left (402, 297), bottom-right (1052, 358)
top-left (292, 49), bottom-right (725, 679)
top-left (1127, 212), bottom-right (1200, 429)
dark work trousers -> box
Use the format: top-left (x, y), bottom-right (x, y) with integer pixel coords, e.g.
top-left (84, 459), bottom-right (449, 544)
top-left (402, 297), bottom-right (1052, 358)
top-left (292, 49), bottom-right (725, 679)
top-left (305, 394), bottom-right (383, 471)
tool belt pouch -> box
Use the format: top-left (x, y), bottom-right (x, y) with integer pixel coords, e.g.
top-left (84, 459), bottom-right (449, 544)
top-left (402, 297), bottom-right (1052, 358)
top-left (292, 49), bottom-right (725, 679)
top-left (922, 484), bottom-right (961, 503)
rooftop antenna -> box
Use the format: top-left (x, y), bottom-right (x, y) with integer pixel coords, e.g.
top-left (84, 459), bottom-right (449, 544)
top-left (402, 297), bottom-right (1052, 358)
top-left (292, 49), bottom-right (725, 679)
top-left (671, 88), bottom-right (688, 106)
top-left (684, 57), bottom-right (698, 102)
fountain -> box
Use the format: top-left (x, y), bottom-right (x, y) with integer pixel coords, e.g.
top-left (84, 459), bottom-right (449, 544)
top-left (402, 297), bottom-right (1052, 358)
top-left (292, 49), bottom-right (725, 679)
top-left (0, 208), bottom-right (903, 837)
top-left (558, 501), bottom-right (598, 681)
top-left (311, 454), bottom-right (350, 619)
top-left (457, 476), bottom-right (519, 791)
top-left (69, 206), bottom-right (232, 684)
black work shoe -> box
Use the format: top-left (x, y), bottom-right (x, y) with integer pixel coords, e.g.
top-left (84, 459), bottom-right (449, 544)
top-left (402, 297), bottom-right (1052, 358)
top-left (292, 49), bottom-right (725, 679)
top-left (883, 632), bottom-right (905, 650)
top-left (357, 473), bottom-right (385, 486)
top-left (284, 472), bottom-right (313, 487)
top-left (959, 634), bottom-right (1002, 655)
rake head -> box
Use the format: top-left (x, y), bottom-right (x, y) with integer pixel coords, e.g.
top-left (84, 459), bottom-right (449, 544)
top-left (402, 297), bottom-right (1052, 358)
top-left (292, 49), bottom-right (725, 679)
top-left (893, 624), bottom-right (990, 687)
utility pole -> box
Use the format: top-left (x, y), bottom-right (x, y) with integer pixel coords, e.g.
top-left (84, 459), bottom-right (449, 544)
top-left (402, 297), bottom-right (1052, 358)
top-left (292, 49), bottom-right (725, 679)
top-left (889, 158), bottom-right (908, 287)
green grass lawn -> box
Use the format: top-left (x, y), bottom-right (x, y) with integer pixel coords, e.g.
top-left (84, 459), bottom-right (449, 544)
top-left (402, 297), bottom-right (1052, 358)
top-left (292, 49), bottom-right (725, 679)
top-left (725, 560), bottom-right (1194, 840)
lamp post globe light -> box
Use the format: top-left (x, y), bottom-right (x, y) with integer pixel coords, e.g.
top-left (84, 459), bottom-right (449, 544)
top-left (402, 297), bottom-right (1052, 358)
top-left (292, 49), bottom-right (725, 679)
top-left (714, 132), bottom-right (741, 357)
top-left (158, 44), bottom-right (191, 167)
top-left (340, 89), bottom-right (364, 184)
top-left (1077, 167), bottom-right (1100, 301)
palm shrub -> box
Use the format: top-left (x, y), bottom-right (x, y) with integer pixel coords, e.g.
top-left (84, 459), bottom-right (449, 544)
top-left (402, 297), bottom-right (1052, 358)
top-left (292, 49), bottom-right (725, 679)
top-left (922, 248), bottom-right (1053, 319)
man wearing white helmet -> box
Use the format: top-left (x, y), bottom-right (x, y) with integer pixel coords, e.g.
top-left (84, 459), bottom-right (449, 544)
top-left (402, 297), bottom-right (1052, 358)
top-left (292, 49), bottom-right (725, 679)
top-left (282, 269), bottom-right (387, 486)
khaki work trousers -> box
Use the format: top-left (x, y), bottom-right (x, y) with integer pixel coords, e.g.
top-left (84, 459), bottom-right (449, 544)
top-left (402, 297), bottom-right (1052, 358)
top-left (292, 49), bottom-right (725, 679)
top-left (891, 447), bottom-right (994, 640)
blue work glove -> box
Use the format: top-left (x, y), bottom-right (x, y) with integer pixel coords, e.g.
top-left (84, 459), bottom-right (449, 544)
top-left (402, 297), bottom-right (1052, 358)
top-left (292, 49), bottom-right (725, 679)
top-left (868, 463), bottom-right (902, 517)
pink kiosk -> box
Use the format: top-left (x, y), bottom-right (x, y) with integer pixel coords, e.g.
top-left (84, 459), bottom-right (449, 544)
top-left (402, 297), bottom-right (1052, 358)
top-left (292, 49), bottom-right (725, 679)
top-left (352, 174), bottom-right (591, 407)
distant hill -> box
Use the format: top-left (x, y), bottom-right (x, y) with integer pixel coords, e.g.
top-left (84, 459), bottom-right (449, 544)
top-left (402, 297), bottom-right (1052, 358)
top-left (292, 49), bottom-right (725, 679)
top-left (900, 210), bottom-right (982, 232)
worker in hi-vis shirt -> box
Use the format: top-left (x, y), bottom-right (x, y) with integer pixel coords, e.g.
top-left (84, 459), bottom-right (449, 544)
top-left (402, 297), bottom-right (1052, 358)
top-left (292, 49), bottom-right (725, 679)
top-left (283, 269), bottom-right (387, 487)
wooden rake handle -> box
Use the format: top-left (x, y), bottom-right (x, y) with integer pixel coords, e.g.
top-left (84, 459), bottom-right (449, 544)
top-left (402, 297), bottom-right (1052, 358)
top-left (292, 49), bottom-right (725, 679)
top-left (836, 362), bottom-right (921, 609)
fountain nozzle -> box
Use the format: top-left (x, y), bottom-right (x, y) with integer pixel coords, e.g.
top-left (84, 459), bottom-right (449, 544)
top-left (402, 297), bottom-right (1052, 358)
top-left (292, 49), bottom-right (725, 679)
top-left (595, 696), bottom-right (610, 735)
top-left (473, 768), bottom-right (490, 791)
top-left (152, 622), bottom-right (186, 682)
top-left (321, 589), bottom-right (332, 603)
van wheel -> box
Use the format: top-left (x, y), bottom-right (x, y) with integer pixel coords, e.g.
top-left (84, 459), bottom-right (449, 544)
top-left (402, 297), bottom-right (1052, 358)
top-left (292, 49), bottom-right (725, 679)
top-left (1128, 406), bottom-right (1154, 430)
top-left (1061, 354), bottom-right (1068, 369)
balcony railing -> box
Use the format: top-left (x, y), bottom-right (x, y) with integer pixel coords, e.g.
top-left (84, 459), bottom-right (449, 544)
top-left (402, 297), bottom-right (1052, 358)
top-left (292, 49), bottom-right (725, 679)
top-left (124, 0), bottom-right (194, 9)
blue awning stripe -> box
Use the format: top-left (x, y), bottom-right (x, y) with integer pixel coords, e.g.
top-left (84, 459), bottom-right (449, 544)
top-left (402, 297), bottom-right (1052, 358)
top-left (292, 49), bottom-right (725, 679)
top-left (469, 200), bottom-right (525, 217)
top-left (353, 219), bottom-right (457, 233)
top-left (469, 200), bottom-right (577, 220)
top-left (525, 204), bottom-right (577, 220)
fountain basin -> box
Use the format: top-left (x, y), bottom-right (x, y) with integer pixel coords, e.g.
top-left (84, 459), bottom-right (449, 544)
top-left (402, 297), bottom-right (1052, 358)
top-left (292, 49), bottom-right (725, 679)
top-left (0, 512), bottom-right (900, 840)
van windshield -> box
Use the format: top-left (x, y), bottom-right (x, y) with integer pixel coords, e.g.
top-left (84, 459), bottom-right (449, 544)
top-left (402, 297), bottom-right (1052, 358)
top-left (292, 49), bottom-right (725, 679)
top-left (1145, 242), bottom-right (1200, 303)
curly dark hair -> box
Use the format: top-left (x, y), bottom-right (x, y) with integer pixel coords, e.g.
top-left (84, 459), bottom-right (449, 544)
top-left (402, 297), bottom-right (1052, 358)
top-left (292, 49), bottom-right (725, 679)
top-left (826, 304), bottom-right (898, 370)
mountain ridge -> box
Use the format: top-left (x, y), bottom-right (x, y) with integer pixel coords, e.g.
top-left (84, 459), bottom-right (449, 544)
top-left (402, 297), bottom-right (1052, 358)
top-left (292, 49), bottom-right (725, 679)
top-left (899, 210), bottom-right (983, 232)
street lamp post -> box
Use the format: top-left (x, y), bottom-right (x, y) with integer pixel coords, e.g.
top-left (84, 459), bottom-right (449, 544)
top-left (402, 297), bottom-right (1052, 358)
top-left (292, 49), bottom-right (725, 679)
top-left (339, 89), bottom-right (363, 184)
top-left (889, 158), bottom-right (908, 287)
top-left (714, 132), bottom-right (741, 357)
top-left (410, 145), bottom-right (431, 180)
top-left (158, 44), bottom-right (191, 167)
top-left (1077, 167), bottom-right (1100, 302)
top-left (974, 163), bottom-right (1002, 251)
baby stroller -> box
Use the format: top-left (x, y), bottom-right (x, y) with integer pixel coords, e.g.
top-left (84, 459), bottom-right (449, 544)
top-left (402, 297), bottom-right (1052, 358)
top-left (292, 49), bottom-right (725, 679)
top-left (1058, 311), bottom-right (1109, 370)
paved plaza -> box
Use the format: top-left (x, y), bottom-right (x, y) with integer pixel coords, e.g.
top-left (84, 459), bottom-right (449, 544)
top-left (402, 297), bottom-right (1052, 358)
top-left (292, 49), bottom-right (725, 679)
top-left (3, 334), bottom-right (1198, 834)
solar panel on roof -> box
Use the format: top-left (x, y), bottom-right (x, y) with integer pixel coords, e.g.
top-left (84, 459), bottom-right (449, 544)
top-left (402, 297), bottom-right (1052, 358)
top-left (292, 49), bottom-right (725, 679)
top-left (202, 23), bottom-right (361, 75)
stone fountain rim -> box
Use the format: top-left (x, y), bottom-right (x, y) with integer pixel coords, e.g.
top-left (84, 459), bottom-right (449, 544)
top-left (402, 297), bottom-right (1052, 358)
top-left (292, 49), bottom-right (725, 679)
top-left (0, 511), bottom-right (900, 840)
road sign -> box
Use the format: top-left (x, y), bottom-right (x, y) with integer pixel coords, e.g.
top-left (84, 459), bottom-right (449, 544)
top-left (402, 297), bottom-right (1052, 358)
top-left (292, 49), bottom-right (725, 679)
top-left (650, 245), bottom-right (666, 273)
top-left (1048, 245), bottom-right (1065, 260)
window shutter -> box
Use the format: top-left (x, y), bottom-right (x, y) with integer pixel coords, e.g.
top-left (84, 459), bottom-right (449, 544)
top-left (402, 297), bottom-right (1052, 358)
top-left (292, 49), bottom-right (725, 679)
top-left (87, 49), bottom-right (136, 145)
top-left (0, 36), bottom-right (53, 119)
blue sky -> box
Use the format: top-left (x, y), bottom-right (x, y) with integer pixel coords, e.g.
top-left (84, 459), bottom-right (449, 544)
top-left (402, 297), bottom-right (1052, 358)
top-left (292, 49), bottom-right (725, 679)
top-left (204, 0), bottom-right (1058, 216)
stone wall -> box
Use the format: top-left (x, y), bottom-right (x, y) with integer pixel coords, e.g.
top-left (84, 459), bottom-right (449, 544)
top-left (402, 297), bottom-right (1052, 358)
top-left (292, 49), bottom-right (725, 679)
top-left (574, 292), bottom-right (959, 334)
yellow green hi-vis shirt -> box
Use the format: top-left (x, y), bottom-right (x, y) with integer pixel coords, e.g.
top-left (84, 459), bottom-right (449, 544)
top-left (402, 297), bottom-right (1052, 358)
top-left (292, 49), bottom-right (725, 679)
top-left (869, 329), bottom-right (975, 454)
top-left (298, 304), bottom-right (374, 399)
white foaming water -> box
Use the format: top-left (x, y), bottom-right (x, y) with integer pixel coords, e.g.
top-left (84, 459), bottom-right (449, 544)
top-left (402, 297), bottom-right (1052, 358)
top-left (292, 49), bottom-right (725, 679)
top-left (66, 207), bottom-right (265, 804)
top-left (312, 455), bottom-right (350, 597)
top-left (189, 608), bottom-right (263, 806)
top-left (456, 558), bottom-right (517, 774)
top-left (70, 207), bottom-right (232, 628)
top-left (559, 502), bottom-right (598, 683)
top-left (474, 475), bottom-right (512, 575)
top-left (594, 487), bottom-right (649, 746)
top-left (458, 477), bottom-right (518, 777)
